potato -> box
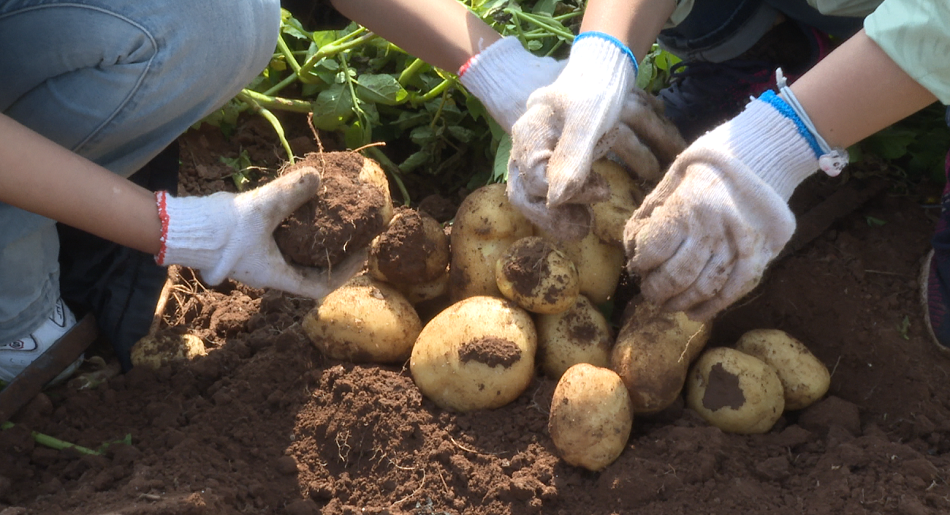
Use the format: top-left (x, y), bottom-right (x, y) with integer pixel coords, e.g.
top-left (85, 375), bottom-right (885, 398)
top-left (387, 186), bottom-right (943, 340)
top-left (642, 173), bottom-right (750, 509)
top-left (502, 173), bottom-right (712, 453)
top-left (610, 299), bottom-right (711, 414)
top-left (536, 295), bottom-right (613, 379)
top-left (549, 363), bottom-right (633, 471)
top-left (734, 329), bottom-right (831, 411)
top-left (589, 159), bottom-right (646, 246)
top-left (537, 228), bottom-right (624, 305)
top-left (410, 296), bottom-right (537, 412)
top-left (274, 152), bottom-right (393, 268)
top-left (131, 329), bottom-right (207, 370)
top-left (495, 237), bottom-right (580, 314)
top-left (449, 184), bottom-right (534, 301)
top-left (369, 207), bottom-right (449, 286)
top-left (686, 347), bottom-right (785, 434)
top-left (396, 266), bottom-right (449, 305)
top-left (302, 275), bottom-right (422, 364)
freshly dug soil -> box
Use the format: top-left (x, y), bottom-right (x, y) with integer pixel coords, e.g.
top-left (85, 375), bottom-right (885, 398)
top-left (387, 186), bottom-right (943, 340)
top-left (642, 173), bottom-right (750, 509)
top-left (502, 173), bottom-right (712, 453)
top-left (274, 152), bottom-right (389, 268)
top-left (3, 117), bottom-right (950, 515)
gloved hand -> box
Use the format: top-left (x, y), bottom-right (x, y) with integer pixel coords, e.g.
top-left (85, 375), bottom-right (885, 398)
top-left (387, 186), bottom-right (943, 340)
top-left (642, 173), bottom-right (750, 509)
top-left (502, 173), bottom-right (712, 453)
top-left (155, 167), bottom-right (366, 299)
top-left (507, 32), bottom-right (638, 239)
top-left (624, 91), bottom-right (827, 321)
top-left (458, 36), bottom-right (565, 133)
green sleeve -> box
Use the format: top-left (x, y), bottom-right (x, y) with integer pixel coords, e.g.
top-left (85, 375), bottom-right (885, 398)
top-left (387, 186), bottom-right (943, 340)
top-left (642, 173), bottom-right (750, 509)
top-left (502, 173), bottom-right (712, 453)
top-left (865, 0), bottom-right (950, 104)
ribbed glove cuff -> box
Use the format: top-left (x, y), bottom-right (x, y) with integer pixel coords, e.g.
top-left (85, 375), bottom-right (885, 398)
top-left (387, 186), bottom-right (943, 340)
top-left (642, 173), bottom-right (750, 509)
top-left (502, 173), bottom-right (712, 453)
top-left (700, 96), bottom-right (819, 201)
top-left (459, 36), bottom-right (563, 132)
top-left (155, 191), bottom-right (234, 283)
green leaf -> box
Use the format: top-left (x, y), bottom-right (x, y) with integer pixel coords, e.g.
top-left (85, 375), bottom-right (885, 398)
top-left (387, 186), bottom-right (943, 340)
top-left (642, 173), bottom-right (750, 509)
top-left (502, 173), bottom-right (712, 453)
top-left (311, 29), bottom-right (338, 47)
top-left (356, 74), bottom-right (409, 106)
top-left (310, 83), bottom-right (354, 131)
top-left (399, 150), bottom-right (431, 173)
top-left (447, 124), bottom-right (476, 143)
top-left (280, 11), bottom-right (310, 40)
top-left (531, 0), bottom-right (560, 15)
top-left (344, 121), bottom-right (370, 149)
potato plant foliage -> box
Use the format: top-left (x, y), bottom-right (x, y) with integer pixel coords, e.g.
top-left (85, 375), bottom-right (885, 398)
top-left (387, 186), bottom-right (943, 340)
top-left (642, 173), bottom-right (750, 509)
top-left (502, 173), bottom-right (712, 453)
top-left (202, 0), bottom-right (682, 200)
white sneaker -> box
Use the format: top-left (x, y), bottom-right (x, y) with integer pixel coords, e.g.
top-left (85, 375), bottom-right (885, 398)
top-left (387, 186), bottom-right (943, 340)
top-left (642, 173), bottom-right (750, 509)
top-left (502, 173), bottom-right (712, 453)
top-left (0, 298), bottom-right (83, 385)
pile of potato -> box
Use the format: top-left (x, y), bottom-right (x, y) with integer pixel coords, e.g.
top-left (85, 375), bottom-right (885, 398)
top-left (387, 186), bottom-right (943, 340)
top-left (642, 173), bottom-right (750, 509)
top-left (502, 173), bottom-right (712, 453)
top-left (292, 156), bottom-right (834, 472)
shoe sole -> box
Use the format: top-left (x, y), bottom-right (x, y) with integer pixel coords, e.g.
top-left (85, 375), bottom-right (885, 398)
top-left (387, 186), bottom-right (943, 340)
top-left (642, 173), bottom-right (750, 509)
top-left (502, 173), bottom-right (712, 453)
top-left (918, 249), bottom-right (950, 357)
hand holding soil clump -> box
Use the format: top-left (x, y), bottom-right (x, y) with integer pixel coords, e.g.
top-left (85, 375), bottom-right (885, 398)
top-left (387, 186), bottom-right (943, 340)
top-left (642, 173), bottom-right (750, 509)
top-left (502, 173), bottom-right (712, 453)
top-left (273, 151), bottom-right (393, 269)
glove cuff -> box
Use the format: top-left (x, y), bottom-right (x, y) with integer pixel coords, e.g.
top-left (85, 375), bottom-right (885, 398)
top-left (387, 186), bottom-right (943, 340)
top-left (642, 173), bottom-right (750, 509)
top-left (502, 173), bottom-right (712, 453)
top-left (155, 191), bottom-right (234, 284)
top-left (701, 95), bottom-right (819, 200)
top-left (459, 36), bottom-right (562, 132)
top-left (573, 32), bottom-right (639, 76)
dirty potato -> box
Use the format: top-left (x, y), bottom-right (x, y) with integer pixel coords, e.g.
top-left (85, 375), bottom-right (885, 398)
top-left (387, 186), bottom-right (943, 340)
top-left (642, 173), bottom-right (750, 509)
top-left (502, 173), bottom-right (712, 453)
top-left (302, 275), bottom-right (422, 364)
top-left (495, 236), bottom-right (580, 314)
top-left (686, 347), bottom-right (785, 434)
top-left (549, 363), bottom-right (633, 471)
top-left (410, 296), bottom-right (537, 412)
top-left (449, 184), bottom-right (534, 301)
top-left (734, 329), bottom-right (831, 411)
top-left (536, 295), bottom-right (613, 379)
top-left (610, 299), bottom-right (711, 414)
top-left (131, 329), bottom-right (207, 370)
top-left (369, 207), bottom-right (450, 286)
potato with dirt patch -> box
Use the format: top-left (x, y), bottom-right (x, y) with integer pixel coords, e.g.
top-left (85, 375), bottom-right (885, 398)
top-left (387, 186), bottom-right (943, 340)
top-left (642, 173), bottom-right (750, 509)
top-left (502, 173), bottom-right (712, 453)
top-left (449, 184), bottom-right (534, 301)
top-left (274, 152), bottom-right (393, 269)
top-left (536, 295), bottom-right (613, 379)
top-left (734, 329), bottom-right (831, 411)
top-left (549, 363), bottom-right (633, 471)
top-left (369, 207), bottom-right (449, 286)
top-left (495, 236), bottom-right (580, 314)
top-left (410, 296), bottom-right (536, 412)
top-left (131, 329), bottom-right (207, 370)
top-left (610, 299), bottom-right (711, 414)
top-left (686, 347), bottom-right (785, 434)
top-left (536, 227), bottom-right (624, 306)
top-left (302, 275), bottom-right (421, 364)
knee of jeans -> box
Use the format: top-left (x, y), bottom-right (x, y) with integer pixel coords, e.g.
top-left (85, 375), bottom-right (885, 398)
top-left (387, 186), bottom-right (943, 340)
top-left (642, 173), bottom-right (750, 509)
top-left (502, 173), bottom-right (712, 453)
top-left (175, 0), bottom-right (282, 99)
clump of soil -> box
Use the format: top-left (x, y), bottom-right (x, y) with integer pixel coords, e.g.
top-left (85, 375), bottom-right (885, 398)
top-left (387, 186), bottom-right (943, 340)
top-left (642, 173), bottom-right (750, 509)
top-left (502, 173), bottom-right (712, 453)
top-left (274, 152), bottom-right (390, 268)
top-left (370, 207), bottom-right (448, 286)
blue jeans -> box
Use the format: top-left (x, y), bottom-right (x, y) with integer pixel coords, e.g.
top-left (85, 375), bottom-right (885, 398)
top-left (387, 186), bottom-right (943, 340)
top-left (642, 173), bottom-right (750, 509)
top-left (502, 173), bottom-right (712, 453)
top-left (0, 0), bottom-right (281, 342)
top-left (659, 0), bottom-right (865, 62)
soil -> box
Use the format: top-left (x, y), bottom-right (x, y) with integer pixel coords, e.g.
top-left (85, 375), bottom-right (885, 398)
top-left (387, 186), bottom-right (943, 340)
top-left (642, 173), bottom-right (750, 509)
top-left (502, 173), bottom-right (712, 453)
top-left (274, 152), bottom-right (389, 268)
top-left (3, 114), bottom-right (950, 515)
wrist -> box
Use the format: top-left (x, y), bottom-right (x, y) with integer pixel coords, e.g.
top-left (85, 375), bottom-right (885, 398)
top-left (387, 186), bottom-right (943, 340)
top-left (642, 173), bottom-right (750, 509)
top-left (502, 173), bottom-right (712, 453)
top-left (155, 191), bottom-right (234, 283)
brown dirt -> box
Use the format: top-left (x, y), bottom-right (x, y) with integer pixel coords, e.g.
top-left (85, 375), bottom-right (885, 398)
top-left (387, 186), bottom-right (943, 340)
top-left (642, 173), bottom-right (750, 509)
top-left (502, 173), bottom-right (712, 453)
top-left (3, 115), bottom-right (950, 515)
top-left (274, 152), bottom-right (388, 268)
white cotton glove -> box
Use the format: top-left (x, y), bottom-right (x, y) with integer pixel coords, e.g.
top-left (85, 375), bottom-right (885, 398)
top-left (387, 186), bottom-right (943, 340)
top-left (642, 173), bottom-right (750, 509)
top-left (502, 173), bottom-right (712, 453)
top-left (508, 32), bottom-right (638, 240)
top-left (155, 167), bottom-right (366, 299)
top-left (624, 91), bottom-right (825, 321)
top-left (458, 36), bottom-right (566, 134)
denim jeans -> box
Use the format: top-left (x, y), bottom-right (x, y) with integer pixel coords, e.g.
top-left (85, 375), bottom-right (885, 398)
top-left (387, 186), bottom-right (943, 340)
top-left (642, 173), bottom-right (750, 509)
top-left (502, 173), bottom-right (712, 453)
top-left (659, 0), bottom-right (865, 62)
top-left (0, 0), bottom-right (281, 342)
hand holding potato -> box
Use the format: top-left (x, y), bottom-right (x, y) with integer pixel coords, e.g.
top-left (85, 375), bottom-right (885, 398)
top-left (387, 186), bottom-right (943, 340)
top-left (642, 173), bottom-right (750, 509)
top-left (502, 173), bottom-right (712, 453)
top-left (157, 166), bottom-right (367, 300)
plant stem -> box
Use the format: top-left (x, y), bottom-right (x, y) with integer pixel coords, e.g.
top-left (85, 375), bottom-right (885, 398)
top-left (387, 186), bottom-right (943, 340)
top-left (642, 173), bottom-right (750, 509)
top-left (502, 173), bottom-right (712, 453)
top-left (412, 78), bottom-right (456, 106)
top-left (2, 421), bottom-right (101, 455)
top-left (236, 92), bottom-right (296, 163)
top-left (298, 30), bottom-right (376, 79)
top-left (276, 34), bottom-right (302, 74)
top-left (238, 90), bottom-right (313, 113)
top-left (397, 58), bottom-right (427, 87)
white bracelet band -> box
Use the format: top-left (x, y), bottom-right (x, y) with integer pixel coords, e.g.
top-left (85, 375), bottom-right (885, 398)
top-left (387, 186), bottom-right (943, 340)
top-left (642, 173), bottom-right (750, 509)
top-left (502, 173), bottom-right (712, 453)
top-left (775, 68), bottom-right (849, 177)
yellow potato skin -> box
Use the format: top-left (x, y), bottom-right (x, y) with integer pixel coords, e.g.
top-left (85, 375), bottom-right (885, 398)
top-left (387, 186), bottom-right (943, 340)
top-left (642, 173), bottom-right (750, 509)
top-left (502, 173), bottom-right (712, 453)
top-left (686, 347), bottom-right (785, 434)
top-left (734, 329), bottom-right (831, 411)
top-left (410, 296), bottom-right (537, 412)
top-left (549, 363), bottom-right (633, 471)
top-left (131, 332), bottom-right (207, 370)
top-left (589, 159), bottom-right (646, 246)
top-left (537, 229), bottom-right (624, 306)
top-left (610, 300), bottom-right (711, 414)
top-left (495, 237), bottom-right (580, 315)
top-left (302, 275), bottom-right (422, 364)
top-left (449, 184), bottom-right (533, 301)
top-left (536, 295), bottom-right (613, 379)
